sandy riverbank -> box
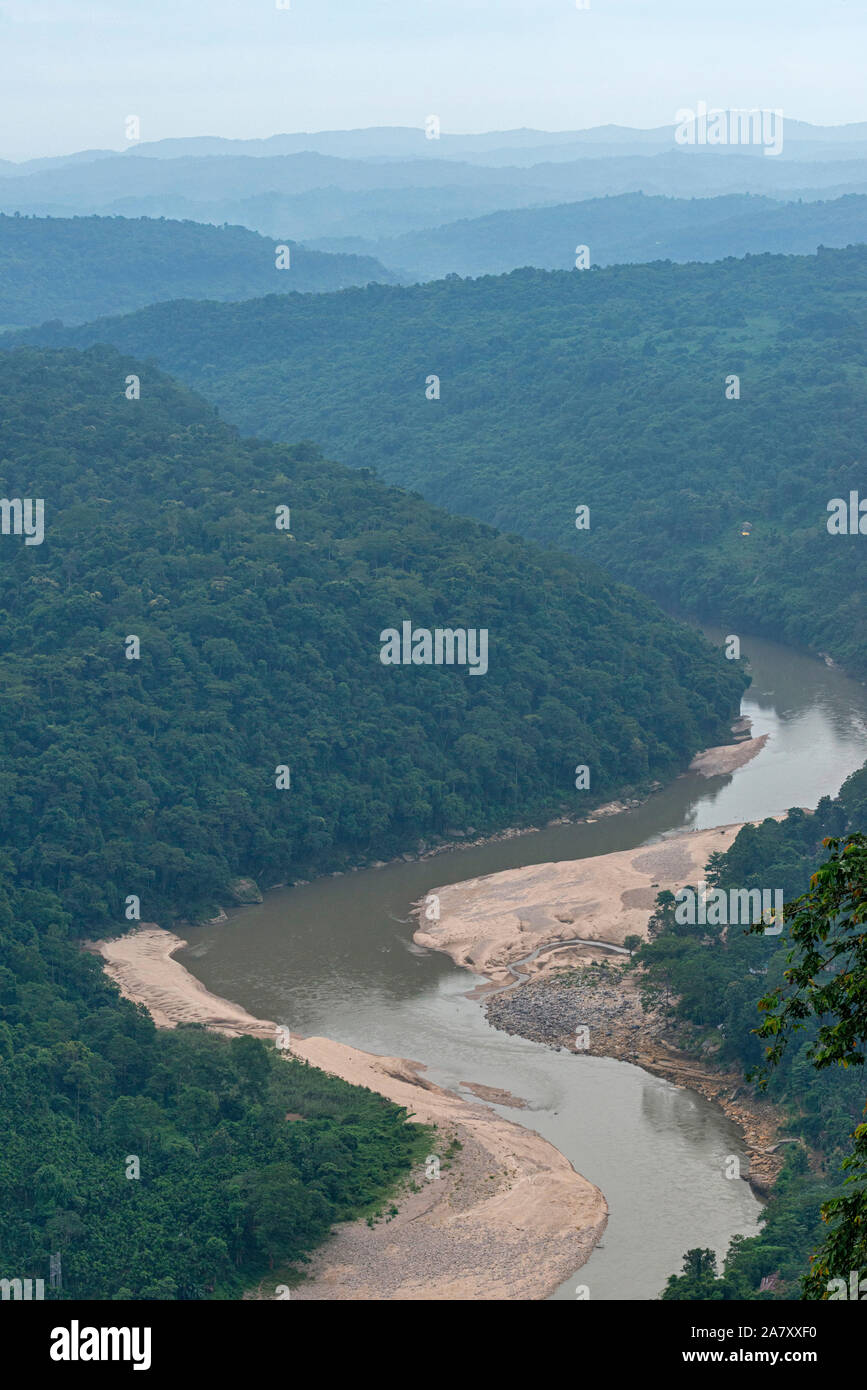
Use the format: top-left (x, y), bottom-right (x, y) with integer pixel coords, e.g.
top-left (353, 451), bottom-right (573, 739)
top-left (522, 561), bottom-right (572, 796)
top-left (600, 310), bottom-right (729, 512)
top-left (414, 822), bottom-right (750, 984)
top-left (689, 735), bottom-right (769, 778)
top-left (287, 1036), bottom-right (605, 1300)
top-left (413, 821), bottom-right (787, 1193)
top-left (88, 926), bottom-right (607, 1301)
top-left (92, 927), bottom-right (277, 1037)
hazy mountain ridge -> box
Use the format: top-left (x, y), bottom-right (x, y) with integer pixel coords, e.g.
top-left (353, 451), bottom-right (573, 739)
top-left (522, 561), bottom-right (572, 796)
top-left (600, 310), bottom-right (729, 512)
top-left (307, 191), bottom-right (867, 281)
top-left (4, 124), bottom-right (867, 245)
top-left (11, 117), bottom-right (867, 167)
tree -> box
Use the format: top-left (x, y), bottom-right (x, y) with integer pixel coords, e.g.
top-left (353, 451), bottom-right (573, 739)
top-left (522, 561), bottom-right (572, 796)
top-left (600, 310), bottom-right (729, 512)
top-left (661, 1249), bottom-right (732, 1300)
top-left (750, 835), bottom-right (867, 1298)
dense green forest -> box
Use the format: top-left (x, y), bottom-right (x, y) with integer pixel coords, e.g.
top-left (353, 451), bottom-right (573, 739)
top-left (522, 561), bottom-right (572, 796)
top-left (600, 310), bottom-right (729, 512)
top-left (24, 246), bottom-right (867, 674)
top-left (0, 868), bottom-right (425, 1298)
top-left (0, 344), bottom-right (748, 1297)
top-left (0, 345), bottom-right (744, 928)
top-left (632, 763), bottom-right (867, 1299)
top-left (0, 214), bottom-right (396, 329)
top-left (311, 191), bottom-right (867, 281)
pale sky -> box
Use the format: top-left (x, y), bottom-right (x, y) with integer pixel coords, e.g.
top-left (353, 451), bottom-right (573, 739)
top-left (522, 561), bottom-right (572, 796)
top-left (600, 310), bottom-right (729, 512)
top-left (0, 0), bottom-right (864, 161)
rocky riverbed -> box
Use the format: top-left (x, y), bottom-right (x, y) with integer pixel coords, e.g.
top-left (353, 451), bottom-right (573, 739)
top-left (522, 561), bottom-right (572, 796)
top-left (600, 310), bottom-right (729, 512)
top-left (484, 964), bottom-right (786, 1198)
top-left (485, 963), bottom-right (653, 1054)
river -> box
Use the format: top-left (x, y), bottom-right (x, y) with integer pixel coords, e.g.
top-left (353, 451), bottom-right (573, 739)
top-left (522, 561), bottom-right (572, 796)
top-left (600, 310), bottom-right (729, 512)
top-left (177, 628), bottom-right (867, 1299)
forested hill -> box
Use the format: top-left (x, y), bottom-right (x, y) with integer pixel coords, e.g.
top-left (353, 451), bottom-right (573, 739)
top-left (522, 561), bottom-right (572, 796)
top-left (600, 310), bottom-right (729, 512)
top-left (311, 191), bottom-right (867, 281)
top-left (0, 344), bottom-right (745, 1298)
top-left (28, 245), bottom-right (866, 673)
top-left (0, 345), bottom-right (744, 929)
top-left (0, 214), bottom-right (397, 328)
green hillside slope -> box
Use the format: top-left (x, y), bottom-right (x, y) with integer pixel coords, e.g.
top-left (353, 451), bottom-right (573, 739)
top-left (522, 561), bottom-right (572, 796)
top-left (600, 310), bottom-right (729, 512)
top-left (29, 247), bottom-right (865, 672)
top-left (0, 345), bottom-right (744, 927)
top-left (0, 213), bottom-right (396, 328)
top-left (313, 192), bottom-right (867, 281)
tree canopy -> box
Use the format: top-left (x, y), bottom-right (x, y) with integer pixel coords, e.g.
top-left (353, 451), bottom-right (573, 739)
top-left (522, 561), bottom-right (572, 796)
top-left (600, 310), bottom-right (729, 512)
top-left (27, 246), bottom-right (867, 672)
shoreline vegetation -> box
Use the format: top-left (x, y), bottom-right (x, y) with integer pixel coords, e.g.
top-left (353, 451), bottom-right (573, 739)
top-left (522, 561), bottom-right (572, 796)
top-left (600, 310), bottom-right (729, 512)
top-left (285, 727), bottom-right (765, 884)
top-left (88, 927), bottom-right (607, 1301)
